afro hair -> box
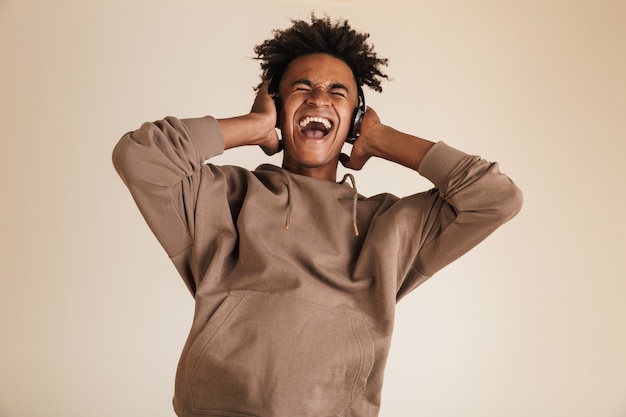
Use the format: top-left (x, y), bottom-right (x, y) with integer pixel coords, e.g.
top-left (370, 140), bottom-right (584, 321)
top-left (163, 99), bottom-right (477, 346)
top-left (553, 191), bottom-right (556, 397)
top-left (254, 14), bottom-right (389, 94)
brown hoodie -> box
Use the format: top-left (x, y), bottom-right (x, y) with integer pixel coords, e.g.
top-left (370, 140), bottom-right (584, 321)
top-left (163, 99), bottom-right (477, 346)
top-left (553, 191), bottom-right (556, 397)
top-left (113, 116), bottom-right (522, 417)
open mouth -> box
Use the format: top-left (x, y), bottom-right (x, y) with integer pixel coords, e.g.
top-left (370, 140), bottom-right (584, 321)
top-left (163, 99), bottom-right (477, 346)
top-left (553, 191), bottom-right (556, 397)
top-left (298, 116), bottom-right (333, 139)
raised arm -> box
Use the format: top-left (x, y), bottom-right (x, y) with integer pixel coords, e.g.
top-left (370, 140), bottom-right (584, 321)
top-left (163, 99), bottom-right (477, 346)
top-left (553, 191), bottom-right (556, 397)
top-left (339, 107), bottom-right (435, 171)
top-left (338, 108), bottom-right (523, 297)
top-left (111, 82), bottom-right (281, 294)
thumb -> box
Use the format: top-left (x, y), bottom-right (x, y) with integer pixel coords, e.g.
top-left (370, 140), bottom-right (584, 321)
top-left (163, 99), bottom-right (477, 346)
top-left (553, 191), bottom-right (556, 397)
top-left (339, 152), bottom-right (362, 170)
top-left (339, 153), bottom-right (351, 168)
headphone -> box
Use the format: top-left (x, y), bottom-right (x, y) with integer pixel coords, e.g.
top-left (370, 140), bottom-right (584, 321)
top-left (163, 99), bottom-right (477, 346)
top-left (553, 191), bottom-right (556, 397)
top-left (347, 84), bottom-right (366, 144)
top-left (273, 84), bottom-right (366, 144)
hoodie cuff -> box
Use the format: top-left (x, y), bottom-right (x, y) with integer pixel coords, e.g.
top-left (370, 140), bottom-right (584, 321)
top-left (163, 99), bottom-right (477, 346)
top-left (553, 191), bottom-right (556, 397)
top-left (181, 116), bottom-right (225, 160)
top-left (417, 141), bottom-right (473, 187)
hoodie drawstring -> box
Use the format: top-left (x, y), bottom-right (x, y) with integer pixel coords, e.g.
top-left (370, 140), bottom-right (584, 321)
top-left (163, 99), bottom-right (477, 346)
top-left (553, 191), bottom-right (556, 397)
top-left (281, 170), bottom-right (293, 230)
top-left (339, 173), bottom-right (360, 236)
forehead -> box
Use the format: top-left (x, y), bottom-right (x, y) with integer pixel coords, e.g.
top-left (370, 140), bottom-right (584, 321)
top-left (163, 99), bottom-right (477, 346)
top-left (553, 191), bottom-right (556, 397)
top-left (280, 53), bottom-right (355, 88)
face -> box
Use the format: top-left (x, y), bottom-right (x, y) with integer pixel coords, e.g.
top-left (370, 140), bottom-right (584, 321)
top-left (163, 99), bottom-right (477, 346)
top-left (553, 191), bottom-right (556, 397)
top-left (277, 53), bottom-right (359, 180)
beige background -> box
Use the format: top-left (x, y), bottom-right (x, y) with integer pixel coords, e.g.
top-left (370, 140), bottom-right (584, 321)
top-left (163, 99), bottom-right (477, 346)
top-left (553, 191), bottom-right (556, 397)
top-left (1, 1), bottom-right (625, 416)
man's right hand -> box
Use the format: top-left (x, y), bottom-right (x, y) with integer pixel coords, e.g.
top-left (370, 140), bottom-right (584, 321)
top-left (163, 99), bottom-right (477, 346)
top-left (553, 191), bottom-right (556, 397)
top-left (251, 80), bottom-right (281, 155)
top-left (217, 80), bottom-right (280, 154)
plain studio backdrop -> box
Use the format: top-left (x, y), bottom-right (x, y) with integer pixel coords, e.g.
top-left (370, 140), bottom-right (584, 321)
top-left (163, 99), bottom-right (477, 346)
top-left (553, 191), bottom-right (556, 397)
top-left (1, 1), bottom-right (625, 416)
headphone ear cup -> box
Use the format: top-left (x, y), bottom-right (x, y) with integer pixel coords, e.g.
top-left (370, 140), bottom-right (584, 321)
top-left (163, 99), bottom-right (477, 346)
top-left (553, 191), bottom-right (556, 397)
top-left (347, 86), bottom-right (366, 144)
top-left (347, 107), bottom-right (364, 144)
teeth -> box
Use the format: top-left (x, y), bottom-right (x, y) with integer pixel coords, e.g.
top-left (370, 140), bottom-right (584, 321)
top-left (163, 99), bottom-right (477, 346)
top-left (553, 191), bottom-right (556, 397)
top-left (299, 116), bottom-right (332, 131)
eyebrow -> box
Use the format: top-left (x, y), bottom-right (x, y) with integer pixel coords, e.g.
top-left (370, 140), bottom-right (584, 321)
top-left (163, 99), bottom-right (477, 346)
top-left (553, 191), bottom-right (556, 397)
top-left (291, 79), bottom-right (350, 93)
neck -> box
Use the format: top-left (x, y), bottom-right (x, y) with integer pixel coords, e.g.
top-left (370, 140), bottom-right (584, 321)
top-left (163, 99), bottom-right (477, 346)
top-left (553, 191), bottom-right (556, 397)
top-left (281, 160), bottom-right (338, 182)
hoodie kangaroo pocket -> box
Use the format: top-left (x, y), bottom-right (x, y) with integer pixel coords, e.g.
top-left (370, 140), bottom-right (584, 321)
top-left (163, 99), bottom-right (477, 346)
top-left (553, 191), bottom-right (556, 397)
top-left (185, 291), bottom-right (375, 417)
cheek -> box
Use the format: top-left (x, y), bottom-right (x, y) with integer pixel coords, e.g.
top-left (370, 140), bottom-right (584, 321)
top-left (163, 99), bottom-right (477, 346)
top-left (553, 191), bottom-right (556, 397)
top-left (338, 107), bottom-right (356, 133)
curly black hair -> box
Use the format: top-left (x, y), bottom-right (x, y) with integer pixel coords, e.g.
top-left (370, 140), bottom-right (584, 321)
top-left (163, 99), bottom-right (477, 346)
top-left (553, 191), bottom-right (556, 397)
top-left (254, 14), bottom-right (389, 95)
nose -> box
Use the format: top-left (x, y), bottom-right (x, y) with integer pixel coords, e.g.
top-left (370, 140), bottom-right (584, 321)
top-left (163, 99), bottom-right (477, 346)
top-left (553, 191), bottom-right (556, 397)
top-left (305, 86), bottom-right (331, 107)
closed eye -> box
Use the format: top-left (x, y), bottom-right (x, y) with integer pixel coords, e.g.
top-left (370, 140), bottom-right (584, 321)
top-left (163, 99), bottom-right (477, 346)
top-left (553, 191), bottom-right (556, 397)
top-left (291, 79), bottom-right (313, 92)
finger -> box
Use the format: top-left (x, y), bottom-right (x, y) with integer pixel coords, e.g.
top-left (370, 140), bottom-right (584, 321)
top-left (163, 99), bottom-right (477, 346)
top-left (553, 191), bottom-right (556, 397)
top-left (339, 153), bottom-right (355, 169)
top-left (251, 81), bottom-right (275, 114)
top-left (339, 153), bottom-right (349, 167)
top-left (259, 79), bottom-right (271, 94)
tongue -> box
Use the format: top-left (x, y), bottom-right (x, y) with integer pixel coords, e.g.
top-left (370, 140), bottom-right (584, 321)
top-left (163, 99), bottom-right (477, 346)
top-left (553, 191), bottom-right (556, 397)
top-left (302, 128), bottom-right (326, 139)
top-left (301, 121), bottom-right (328, 139)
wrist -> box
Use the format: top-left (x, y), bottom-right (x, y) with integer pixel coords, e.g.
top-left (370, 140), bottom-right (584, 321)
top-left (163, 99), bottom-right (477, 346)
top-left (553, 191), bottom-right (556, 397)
top-left (248, 112), bottom-right (276, 145)
top-left (360, 123), bottom-right (391, 158)
top-left (218, 112), bottom-right (276, 150)
top-left (365, 124), bottom-right (435, 171)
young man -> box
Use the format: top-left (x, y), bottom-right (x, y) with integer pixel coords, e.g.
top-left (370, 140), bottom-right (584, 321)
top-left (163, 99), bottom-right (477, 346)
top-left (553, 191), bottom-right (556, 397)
top-left (113, 15), bottom-right (522, 417)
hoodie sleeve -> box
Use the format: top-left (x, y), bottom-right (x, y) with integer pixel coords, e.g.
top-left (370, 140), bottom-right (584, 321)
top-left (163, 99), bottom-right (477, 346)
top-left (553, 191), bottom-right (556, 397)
top-left (396, 142), bottom-right (523, 298)
top-left (112, 116), bottom-right (226, 293)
